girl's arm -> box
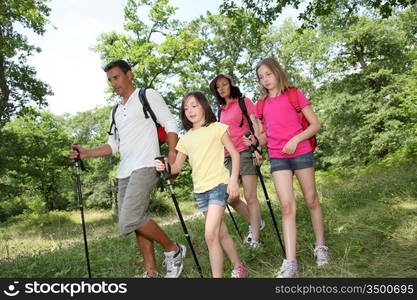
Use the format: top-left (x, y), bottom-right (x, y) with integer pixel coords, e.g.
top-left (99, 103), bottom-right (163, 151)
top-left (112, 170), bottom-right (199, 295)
top-left (255, 117), bottom-right (267, 147)
top-left (155, 151), bottom-right (187, 175)
top-left (282, 105), bottom-right (321, 154)
top-left (246, 114), bottom-right (264, 164)
top-left (221, 132), bottom-right (240, 200)
top-left (243, 114), bottom-right (263, 147)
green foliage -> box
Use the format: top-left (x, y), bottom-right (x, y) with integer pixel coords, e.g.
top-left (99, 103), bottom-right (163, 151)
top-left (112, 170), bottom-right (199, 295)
top-left (0, 0), bottom-right (53, 127)
top-left (93, 0), bottom-right (204, 109)
top-left (0, 197), bottom-right (26, 222)
top-left (220, 0), bottom-right (417, 27)
top-left (0, 110), bottom-right (72, 218)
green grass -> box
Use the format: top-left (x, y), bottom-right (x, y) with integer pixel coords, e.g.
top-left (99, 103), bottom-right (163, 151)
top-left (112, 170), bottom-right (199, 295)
top-left (0, 159), bottom-right (416, 278)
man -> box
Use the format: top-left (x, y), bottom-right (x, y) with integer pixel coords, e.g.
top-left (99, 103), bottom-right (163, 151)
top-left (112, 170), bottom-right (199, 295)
top-left (69, 59), bottom-right (186, 278)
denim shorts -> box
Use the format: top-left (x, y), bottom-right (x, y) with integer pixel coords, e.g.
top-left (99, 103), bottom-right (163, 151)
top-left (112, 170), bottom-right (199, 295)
top-left (195, 183), bottom-right (228, 213)
top-left (270, 152), bottom-right (315, 173)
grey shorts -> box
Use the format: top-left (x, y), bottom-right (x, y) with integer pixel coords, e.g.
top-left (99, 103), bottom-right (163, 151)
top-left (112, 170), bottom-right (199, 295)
top-left (224, 150), bottom-right (257, 176)
top-left (117, 167), bottom-right (159, 236)
top-left (195, 184), bottom-right (228, 213)
top-left (270, 152), bottom-right (315, 173)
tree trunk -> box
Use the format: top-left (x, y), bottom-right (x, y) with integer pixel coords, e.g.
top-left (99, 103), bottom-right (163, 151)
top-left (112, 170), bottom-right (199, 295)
top-left (0, 52), bottom-right (10, 128)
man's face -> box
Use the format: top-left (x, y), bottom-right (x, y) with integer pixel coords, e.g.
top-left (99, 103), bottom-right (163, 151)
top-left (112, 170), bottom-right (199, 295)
top-left (106, 67), bottom-right (132, 99)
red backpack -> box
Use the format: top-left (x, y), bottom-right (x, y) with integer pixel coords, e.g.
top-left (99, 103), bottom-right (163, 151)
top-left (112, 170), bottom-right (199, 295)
top-left (256, 87), bottom-right (317, 152)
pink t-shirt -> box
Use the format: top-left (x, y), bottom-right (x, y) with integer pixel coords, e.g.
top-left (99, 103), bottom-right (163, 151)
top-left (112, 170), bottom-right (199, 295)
top-left (219, 97), bottom-right (254, 156)
top-left (255, 88), bottom-right (312, 158)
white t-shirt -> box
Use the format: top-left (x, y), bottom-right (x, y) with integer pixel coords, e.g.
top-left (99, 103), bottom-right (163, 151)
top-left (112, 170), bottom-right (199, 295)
top-left (107, 88), bottom-right (178, 179)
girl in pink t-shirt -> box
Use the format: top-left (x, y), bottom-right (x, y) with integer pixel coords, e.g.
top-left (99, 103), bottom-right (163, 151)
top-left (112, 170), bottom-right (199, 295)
top-left (252, 57), bottom-right (330, 278)
top-left (209, 74), bottom-right (264, 250)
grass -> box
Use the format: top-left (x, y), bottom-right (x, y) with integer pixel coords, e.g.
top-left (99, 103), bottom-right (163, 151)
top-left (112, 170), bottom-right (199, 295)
top-left (0, 159), bottom-right (416, 278)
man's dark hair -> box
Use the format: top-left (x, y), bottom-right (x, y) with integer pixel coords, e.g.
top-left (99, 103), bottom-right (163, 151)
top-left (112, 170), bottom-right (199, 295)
top-left (104, 59), bottom-right (132, 73)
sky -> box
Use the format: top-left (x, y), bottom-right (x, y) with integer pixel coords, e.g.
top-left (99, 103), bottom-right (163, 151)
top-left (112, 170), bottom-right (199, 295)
top-left (24, 0), bottom-right (299, 116)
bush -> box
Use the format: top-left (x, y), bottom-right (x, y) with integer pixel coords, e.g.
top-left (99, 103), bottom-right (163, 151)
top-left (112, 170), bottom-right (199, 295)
top-left (0, 197), bottom-right (27, 222)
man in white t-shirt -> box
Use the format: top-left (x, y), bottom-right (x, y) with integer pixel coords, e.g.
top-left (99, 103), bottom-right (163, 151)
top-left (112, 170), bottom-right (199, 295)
top-left (70, 60), bottom-right (186, 278)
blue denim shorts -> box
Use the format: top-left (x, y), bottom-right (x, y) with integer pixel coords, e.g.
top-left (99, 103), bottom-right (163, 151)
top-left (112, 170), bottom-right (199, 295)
top-left (195, 184), bottom-right (228, 213)
top-left (270, 152), bottom-right (315, 173)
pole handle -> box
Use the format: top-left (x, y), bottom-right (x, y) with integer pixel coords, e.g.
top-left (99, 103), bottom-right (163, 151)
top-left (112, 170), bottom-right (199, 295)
top-left (72, 144), bottom-right (86, 171)
top-left (243, 131), bottom-right (257, 154)
top-left (155, 156), bottom-right (171, 180)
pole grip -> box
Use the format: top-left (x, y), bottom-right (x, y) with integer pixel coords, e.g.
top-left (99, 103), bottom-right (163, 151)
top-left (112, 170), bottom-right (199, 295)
top-left (243, 131), bottom-right (256, 153)
top-left (72, 144), bottom-right (85, 171)
top-left (155, 156), bottom-right (171, 180)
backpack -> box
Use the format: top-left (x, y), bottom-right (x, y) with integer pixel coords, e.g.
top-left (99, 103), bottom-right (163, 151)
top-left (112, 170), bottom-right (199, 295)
top-left (256, 87), bottom-right (317, 152)
top-left (107, 88), bottom-right (168, 143)
top-left (217, 96), bottom-right (256, 135)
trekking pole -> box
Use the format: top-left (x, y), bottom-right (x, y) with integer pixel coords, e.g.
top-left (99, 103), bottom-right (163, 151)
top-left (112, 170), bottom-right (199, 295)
top-left (72, 146), bottom-right (92, 278)
top-left (225, 204), bottom-right (243, 241)
top-left (244, 132), bottom-right (286, 257)
top-left (155, 157), bottom-right (204, 278)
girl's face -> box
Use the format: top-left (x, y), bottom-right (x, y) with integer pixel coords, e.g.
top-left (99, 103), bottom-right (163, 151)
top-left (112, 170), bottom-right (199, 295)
top-left (184, 96), bottom-right (205, 126)
top-left (215, 77), bottom-right (231, 99)
top-left (257, 65), bottom-right (278, 94)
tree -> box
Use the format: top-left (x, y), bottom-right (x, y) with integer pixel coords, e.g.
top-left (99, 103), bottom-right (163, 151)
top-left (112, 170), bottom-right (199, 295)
top-left (0, 110), bottom-right (72, 218)
top-left (93, 0), bottom-right (203, 109)
top-left (311, 10), bottom-right (417, 167)
top-left (220, 0), bottom-right (417, 27)
top-left (0, 0), bottom-right (53, 128)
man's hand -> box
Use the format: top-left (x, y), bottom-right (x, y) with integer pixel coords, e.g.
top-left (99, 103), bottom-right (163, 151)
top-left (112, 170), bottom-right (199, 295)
top-left (155, 158), bottom-right (167, 172)
top-left (70, 144), bottom-right (88, 160)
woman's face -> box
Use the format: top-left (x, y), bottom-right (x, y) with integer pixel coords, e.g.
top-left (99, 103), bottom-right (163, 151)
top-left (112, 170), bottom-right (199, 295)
top-left (216, 77), bottom-right (231, 99)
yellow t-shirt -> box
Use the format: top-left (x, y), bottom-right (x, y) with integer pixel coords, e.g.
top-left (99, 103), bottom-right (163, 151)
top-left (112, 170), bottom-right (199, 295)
top-left (176, 122), bottom-right (230, 193)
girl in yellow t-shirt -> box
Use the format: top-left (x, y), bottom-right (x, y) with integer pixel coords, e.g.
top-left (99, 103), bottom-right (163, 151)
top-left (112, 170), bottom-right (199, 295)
top-left (155, 91), bottom-right (247, 278)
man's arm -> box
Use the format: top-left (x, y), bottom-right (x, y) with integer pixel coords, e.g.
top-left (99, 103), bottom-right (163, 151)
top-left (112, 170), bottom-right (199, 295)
top-left (69, 144), bottom-right (113, 160)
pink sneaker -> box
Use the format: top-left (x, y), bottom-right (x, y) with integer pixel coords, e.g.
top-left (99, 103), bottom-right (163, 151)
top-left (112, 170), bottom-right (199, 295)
top-left (231, 264), bottom-right (247, 278)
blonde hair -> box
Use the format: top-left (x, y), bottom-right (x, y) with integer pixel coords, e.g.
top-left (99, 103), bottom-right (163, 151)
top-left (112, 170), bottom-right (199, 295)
top-left (255, 57), bottom-right (290, 100)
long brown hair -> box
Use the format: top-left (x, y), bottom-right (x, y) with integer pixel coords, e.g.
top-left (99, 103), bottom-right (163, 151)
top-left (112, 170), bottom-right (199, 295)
top-left (180, 91), bottom-right (217, 131)
top-left (255, 57), bottom-right (290, 100)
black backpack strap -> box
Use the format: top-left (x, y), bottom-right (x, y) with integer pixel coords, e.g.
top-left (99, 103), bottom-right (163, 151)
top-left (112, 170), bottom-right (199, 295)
top-left (238, 97), bottom-right (260, 149)
top-left (238, 97), bottom-right (255, 134)
top-left (107, 104), bottom-right (119, 135)
top-left (139, 88), bottom-right (161, 129)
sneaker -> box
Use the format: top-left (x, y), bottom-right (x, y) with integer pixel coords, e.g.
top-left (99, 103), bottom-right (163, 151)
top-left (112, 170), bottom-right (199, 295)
top-left (314, 243), bottom-right (330, 266)
top-left (276, 259), bottom-right (298, 278)
top-left (245, 219), bottom-right (266, 244)
top-left (163, 243), bottom-right (186, 278)
top-left (248, 240), bottom-right (262, 250)
top-left (142, 271), bottom-right (161, 278)
top-left (231, 264), bottom-right (248, 278)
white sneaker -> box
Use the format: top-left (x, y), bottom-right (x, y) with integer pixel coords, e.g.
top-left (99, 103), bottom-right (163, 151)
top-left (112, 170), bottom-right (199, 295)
top-left (314, 244), bottom-right (330, 266)
top-left (248, 240), bottom-right (262, 250)
top-left (245, 219), bottom-right (265, 244)
top-left (163, 243), bottom-right (186, 278)
top-left (276, 259), bottom-right (298, 278)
